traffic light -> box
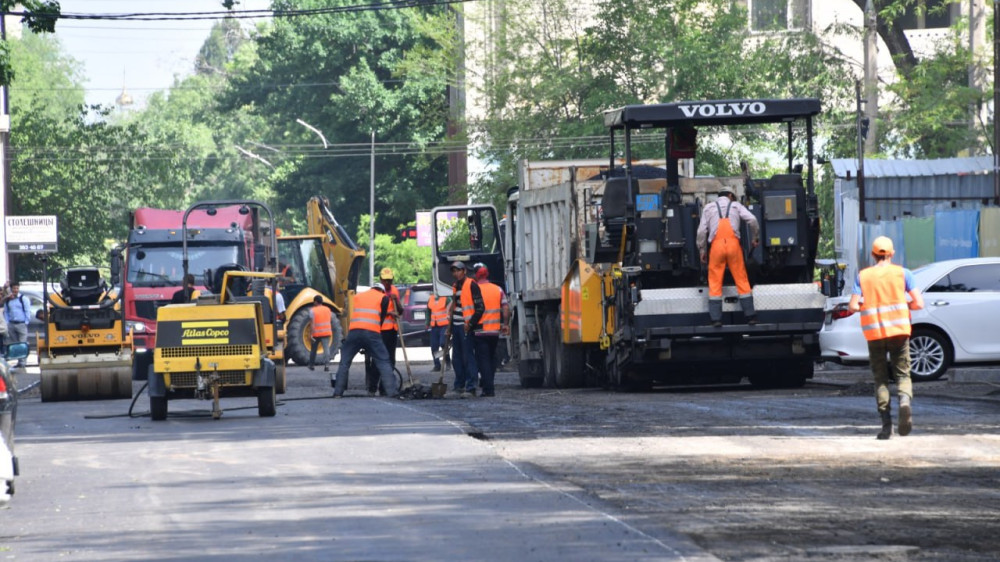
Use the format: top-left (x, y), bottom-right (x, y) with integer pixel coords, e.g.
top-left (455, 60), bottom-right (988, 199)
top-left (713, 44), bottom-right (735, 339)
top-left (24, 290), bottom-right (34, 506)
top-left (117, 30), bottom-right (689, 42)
top-left (399, 226), bottom-right (417, 239)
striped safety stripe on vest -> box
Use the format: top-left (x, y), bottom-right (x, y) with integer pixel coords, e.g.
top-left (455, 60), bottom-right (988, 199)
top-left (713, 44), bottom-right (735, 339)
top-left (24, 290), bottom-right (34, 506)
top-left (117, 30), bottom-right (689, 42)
top-left (428, 295), bottom-right (449, 327)
top-left (381, 285), bottom-right (400, 331)
top-left (349, 289), bottom-right (386, 333)
top-left (858, 264), bottom-right (911, 341)
top-left (475, 282), bottom-right (503, 336)
top-left (311, 304), bottom-right (333, 337)
top-left (452, 278), bottom-right (470, 325)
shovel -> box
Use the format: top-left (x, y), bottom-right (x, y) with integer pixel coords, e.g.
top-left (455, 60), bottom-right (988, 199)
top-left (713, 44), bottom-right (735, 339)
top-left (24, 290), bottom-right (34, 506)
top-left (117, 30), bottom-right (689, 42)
top-left (397, 327), bottom-right (416, 391)
top-left (430, 331), bottom-right (450, 398)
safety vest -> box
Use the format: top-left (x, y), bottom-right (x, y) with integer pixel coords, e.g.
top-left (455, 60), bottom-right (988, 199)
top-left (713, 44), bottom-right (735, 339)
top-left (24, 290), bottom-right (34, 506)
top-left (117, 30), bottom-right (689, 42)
top-left (381, 285), bottom-right (400, 331)
top-left (475, 282), bottom-right (503, 336)
top-left (311, 304), bottom-right (333, 338)
top-left (452, 278), bottom-right (471, 325)
top-left (428, 295), bottom-right (449, 327)
top-left (458, 278), bottom-right (477, 322)
top-left (349, 289), bottom-right (385, 333)
top-left (858, 264), bottom-right (911, 341)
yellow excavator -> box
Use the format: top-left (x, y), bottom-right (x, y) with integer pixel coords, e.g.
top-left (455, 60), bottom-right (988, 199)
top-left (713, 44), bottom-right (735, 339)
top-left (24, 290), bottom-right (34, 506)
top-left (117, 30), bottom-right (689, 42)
top-left (277, 196), bottom-right (365, 366)
top-left (37, 255), bottom-right (133, 402)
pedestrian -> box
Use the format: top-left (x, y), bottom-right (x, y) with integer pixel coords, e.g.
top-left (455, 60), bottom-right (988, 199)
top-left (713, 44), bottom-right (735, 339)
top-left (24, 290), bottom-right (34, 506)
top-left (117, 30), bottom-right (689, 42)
top-left (170, 274), bottom-right (200, 304)
top-left (696, 185), bottom-right (760, 327)
top-left (469, 264), bottom-right (509, 397)
top-left (426, 291), bottom-right (450, 372)
top-left (848, 236), bottom-right (924, 440)
top-left (366, 267), bottom-right (401, 395)
top-left (446, 261), bottom-right (484, 398)
top-left (3, 282), bottom-right (30, 368)
top-left (333, 285), bottom-right (398, 398)
top-left (308, 295), bottom-right (333, 373)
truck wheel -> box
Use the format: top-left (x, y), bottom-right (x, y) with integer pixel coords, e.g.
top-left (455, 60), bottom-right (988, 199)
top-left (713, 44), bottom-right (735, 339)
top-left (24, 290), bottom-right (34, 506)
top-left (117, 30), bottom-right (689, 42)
top-left (150, 396), bottom-right (168, 421)
top-left (258, 386), bottom-right (276, 417)
top-left (552, 319), bottom-right (584, 388)
top-left (286, 308), bottom-right (343, 366)
top-left (275, 361), bottom-right (287, 394)
top-left (518, 359), bottom-right (544, 388)
top-left (541, 314), bottom-right (559, 387)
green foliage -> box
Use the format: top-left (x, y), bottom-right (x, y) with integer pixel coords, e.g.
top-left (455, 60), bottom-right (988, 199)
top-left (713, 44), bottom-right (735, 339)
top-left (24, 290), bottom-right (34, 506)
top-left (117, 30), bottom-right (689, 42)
top-left (354, 215), bottom-right (432, 285)
top-left (471, 0), bottom-right (856, 205)
top-left (221, 0), bottom-right (451, 232)
top-left (0, 0), bottom-right (61, 85)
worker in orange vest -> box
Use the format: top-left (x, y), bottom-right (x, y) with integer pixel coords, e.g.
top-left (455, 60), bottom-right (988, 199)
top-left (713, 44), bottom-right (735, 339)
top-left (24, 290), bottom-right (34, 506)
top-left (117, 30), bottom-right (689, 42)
top-left (696, 185), bottom-right (760, 327)
top-left (308, 295), bottom-right (334, 373)
top-left (426, 292), bottom-right (450, 372)
top-left (469, 264), bottom-right (509, 397)
top-left (848, 236), bottom-right (924, 440)
top-left (332, 285), bottom-right (398, 398)
top-left (366, 267), bottom-right (402, 395)
top-left (446, 261), bottom-right (484, 397)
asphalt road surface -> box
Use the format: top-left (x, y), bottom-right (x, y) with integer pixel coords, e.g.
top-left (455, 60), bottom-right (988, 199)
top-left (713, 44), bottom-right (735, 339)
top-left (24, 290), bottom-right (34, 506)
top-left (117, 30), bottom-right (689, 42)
top-left (3, 352), bottom-right (999, 561)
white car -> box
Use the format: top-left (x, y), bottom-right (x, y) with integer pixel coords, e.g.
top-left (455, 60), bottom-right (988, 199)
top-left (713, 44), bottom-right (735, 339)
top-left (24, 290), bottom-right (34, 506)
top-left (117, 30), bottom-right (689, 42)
top-left (820, 257), bottom-right (1000, 381)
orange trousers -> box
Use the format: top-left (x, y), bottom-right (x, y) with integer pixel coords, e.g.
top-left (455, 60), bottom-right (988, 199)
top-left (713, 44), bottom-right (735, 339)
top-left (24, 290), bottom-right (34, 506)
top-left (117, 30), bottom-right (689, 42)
top-left (708, 218), bottom-right (751, 297)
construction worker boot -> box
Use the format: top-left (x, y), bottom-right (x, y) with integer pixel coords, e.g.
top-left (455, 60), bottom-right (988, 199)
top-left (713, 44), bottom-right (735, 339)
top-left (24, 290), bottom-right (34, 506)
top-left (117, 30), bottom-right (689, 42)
top-left (898, 394), bottom-right (913, 436)
top-left (709, 299), bottom-right (723, 327)
top-left (740, 295), bottom-right (758, 325)
top-left (877, 409), bottom-right (893, 440)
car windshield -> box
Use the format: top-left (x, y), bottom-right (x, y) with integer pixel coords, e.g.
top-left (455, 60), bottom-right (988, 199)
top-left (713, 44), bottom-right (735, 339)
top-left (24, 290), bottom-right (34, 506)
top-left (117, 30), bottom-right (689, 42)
top-left (127, 244), bottom-right (241, 287)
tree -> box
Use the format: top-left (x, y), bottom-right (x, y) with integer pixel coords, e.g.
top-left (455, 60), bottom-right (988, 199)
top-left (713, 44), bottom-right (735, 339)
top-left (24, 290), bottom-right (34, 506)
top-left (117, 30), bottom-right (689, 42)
top-left (354, 215), bottom-right (432, 285)
top-left (222, 0), bottom-right (452, 234)
top-left (0, 0), bottom-right (60, 86)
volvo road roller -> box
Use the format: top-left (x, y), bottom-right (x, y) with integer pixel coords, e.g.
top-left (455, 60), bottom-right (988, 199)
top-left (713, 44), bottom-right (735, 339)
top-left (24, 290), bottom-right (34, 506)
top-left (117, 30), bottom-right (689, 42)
top-left (37, 256), bottom-right (133, 402)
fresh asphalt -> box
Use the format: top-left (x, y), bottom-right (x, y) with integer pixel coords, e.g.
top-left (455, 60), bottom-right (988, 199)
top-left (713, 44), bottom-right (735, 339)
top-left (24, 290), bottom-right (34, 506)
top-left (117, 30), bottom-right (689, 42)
top-left (2, 349), bottom-right (717, 561)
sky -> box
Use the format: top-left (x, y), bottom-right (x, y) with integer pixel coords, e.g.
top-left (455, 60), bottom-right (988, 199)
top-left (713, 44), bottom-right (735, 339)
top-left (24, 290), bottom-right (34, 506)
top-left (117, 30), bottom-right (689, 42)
top-left (48, 0), bottom-right (272, 108)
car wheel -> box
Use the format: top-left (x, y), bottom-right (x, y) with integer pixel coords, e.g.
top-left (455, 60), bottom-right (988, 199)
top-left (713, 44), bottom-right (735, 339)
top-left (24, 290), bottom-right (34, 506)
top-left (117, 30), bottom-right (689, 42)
top-left (909, 328), bottom-right (952, 382)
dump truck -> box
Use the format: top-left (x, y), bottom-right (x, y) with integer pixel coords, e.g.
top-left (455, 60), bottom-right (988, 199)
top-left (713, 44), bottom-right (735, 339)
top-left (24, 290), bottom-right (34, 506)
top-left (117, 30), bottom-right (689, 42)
top-left (123, 205), bottom-right (258, 350)
top-left (277, 196), bottom-right (365, 366)
top-left (143, 200), bottom-right (282, 420)
top-left (36, 256), bottom-right (134, 402)
top-left (432, 98), bottom-right (826, 390)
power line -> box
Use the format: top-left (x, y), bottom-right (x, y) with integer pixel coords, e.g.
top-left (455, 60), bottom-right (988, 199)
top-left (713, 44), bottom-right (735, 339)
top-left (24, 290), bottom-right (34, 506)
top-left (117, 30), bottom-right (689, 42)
top-left (6, 0), bottom-right (477, 22)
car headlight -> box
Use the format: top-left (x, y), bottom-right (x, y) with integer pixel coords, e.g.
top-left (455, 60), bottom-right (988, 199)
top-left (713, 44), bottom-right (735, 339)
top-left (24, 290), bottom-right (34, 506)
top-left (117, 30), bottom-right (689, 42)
top-left (126, 321), bottom-right (147, 333)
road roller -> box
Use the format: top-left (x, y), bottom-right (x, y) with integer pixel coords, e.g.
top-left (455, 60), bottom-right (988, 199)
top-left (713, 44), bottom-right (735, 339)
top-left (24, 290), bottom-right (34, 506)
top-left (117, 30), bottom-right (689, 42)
top-left (38, 260), bottom-right (133, 402)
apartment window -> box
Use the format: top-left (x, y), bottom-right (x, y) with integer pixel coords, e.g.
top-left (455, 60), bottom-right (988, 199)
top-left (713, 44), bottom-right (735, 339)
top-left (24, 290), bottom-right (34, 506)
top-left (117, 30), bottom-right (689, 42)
top-left (745, 0), bottom-right (808, 31)
top-left (899, 0), bottom-right (955, 30)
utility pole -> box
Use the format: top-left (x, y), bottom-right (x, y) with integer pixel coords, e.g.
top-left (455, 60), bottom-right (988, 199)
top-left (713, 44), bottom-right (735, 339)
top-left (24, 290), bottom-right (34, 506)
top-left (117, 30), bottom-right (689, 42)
top-left (969, 0), bottom-right (986, 152)
top-left (1, 12), bottom-right (10, 284)
top-left (856, 81), bottom-right (868, 223)
top-left (863, 0), bottom-right (878, 155)
top-left (369, 130), bottom-right (376, 285)
top-left (994, 0), bottom-right (1000, 204)
top-left (447, 5), bottom-right (468, 204)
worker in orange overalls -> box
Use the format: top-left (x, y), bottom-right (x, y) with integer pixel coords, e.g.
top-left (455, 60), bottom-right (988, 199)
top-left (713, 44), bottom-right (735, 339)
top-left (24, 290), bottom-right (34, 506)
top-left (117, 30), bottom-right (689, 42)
top-left (696, 185), bottom-right (760, 327)
top-left (308, 295), bottom-right (333, 373)
top-left (849, 236), bottom-right (924, 440)
top-left (332, 285), bottom-right (397, 398)
top-left (366, 267), bottom-right (402, 395)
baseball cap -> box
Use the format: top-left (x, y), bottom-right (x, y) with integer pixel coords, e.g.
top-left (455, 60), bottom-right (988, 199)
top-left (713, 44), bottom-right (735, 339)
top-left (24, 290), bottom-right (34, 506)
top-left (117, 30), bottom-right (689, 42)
top-left (871, 236), bottom-right (894, 256)
top-left (449, 261), bottom-right (466, 271)
top-left (473, 262), bottom-right (488, 279)
top-left (718, 185), bottom-right (737, 197)
top-left (379, 267), bottom-right (394, 280)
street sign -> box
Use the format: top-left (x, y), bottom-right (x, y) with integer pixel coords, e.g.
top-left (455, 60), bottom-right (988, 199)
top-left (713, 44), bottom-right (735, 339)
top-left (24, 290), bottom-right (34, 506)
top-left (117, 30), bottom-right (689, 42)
top-left (5, 215), bottom-right (58, 253)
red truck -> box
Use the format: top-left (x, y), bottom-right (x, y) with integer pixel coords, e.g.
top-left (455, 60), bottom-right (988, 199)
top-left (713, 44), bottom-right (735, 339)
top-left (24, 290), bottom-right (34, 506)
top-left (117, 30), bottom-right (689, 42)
top-left (125, 206), bottom-right (258, 349)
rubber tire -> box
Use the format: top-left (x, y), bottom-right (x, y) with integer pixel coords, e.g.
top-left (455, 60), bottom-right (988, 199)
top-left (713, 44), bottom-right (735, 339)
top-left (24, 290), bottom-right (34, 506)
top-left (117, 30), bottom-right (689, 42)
top-left (150, 396), bottom-right (167, 421)
top-left (909, 328), bottom-right (952, 382)
top-left (552, 318), bottom-right (585, 388)
top-left (541, 314), bottom-right (559, 388)
top-left (518, 359), bottom-right (544, 388)
top-left (275, 361), bottom-right (287, 395)
top-left (286, 308), bottom-right (343, 366)
top-left (257, 386), bottom-right (276, 417)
